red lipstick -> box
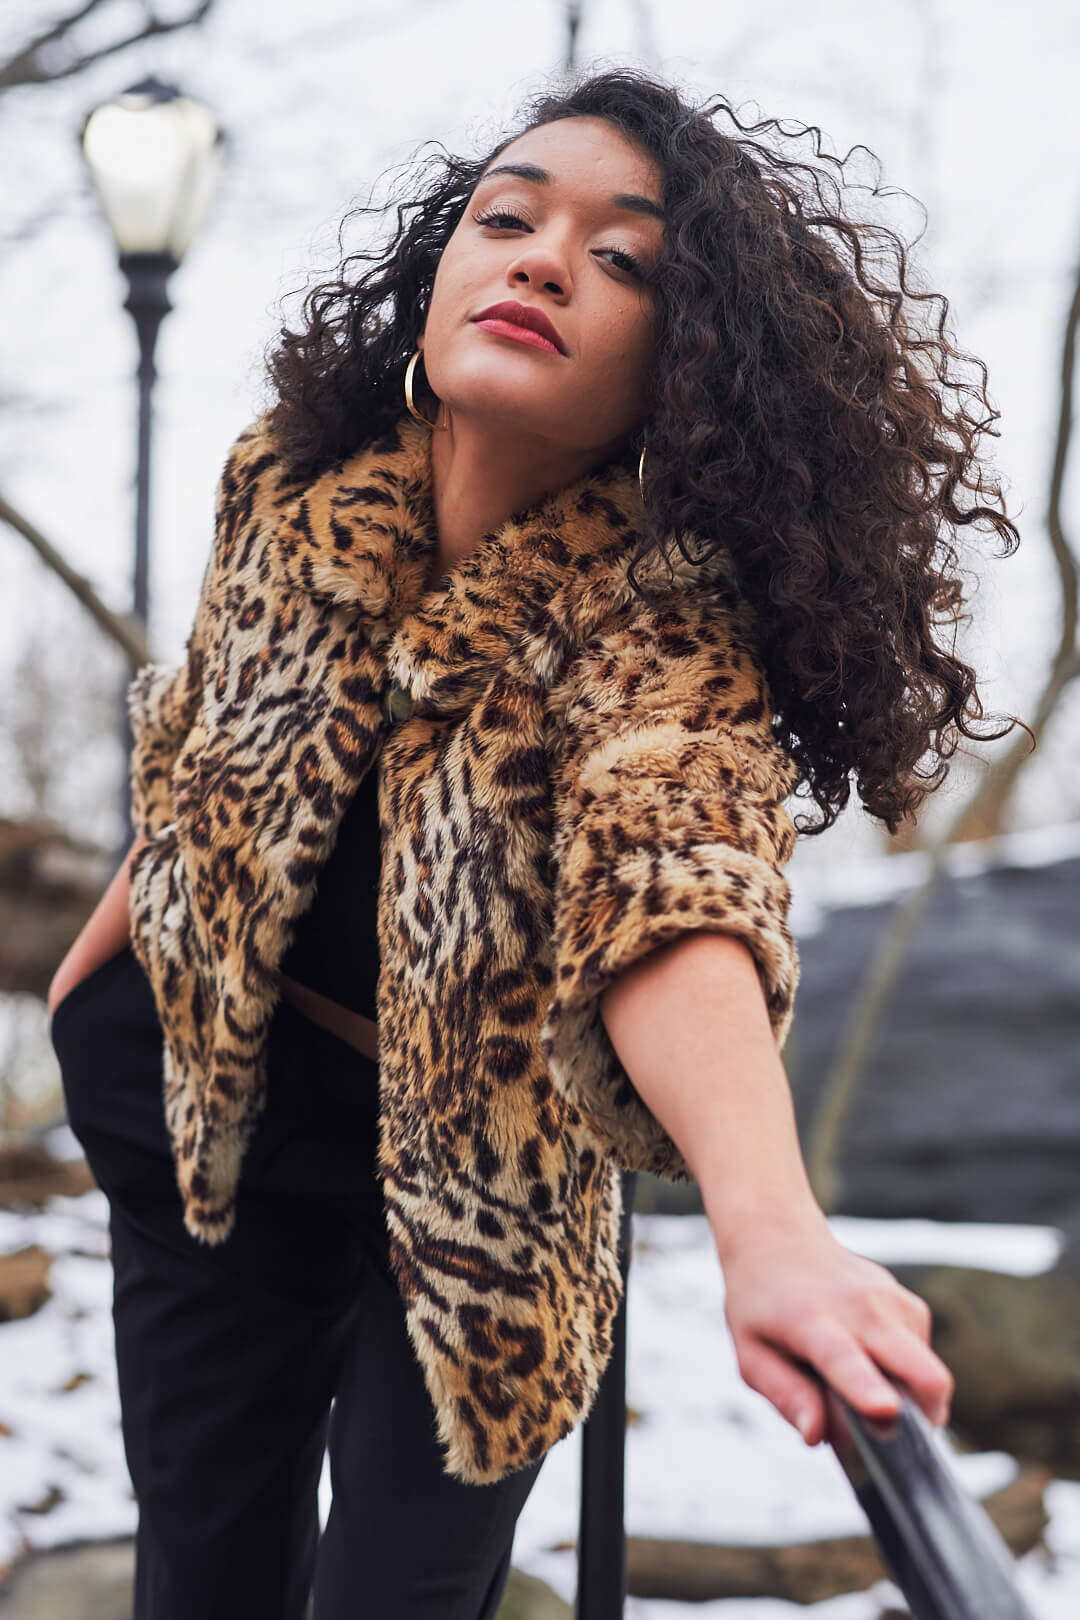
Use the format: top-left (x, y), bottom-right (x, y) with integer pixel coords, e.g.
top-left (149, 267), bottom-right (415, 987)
top-left (471, 299), bottom-right (567, 356)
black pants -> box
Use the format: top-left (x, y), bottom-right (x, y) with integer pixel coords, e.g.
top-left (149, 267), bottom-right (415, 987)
top-left (50, 946), bottom-right (544, 1619)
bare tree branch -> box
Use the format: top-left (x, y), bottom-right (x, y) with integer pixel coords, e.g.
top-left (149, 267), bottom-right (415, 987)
top-left (806, 245), bottom-right (1079, 1212)
top-left (0, 492), bottom-right (150, 666)
top-left (0, 0), bottom-right (216, 92)
top-left (0, 189), bottom-right (78, 250)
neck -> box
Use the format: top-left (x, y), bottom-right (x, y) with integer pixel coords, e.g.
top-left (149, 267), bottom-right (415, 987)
top-left (426, 408), bottom-right (628, 578)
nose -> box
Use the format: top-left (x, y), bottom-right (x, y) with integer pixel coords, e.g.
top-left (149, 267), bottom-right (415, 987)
top-left (503, 234), bottom-right (572, 303)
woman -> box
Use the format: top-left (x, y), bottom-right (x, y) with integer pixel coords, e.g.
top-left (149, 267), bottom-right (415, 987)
top-left (47, 66), bottom-right (1023, 1620)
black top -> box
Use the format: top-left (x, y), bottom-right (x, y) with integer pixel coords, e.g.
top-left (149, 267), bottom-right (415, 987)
top-left (278, 762), bottom-right (381, 1019)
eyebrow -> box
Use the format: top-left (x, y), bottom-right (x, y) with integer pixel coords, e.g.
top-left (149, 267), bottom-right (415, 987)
top-left (476, 161), bottom-right (666, 222)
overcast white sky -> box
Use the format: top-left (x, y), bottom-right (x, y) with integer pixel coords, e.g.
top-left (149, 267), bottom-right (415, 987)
top-left (2, 0), bottom-right (1079, 863)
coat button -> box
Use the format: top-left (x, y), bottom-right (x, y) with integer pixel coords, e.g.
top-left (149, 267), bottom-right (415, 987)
top-left (382, 683), bottom-right (414, 725)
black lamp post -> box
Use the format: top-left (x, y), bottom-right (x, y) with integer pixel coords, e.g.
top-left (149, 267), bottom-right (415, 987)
top-left (79, 76), bottom-right (224, 858)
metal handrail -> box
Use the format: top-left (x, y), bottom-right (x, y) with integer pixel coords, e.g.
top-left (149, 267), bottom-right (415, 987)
top-left (825, 1380), bottom-right (1039, 1620)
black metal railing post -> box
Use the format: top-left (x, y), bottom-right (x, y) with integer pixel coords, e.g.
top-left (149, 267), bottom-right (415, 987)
top-left (575, 1167), bottom-right (636, 1619)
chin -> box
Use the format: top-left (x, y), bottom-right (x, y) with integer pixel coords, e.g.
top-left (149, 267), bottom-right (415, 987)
top-left (447, 394), bottom-right (566, 438)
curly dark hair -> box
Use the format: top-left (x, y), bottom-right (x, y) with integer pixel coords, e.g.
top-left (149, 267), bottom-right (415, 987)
top-left (262, 65), bottom-right (1031, 838)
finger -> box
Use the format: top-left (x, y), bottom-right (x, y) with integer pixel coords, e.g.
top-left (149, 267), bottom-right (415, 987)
top-left (735, 1336), bottom-right (828, 1446)
top-left (788, 1316), bottom-right (904, 1423)
top-left (859, 1318), bottom-right (954, 1426)
top-left (891, 1286), bottom-right (934, 1340)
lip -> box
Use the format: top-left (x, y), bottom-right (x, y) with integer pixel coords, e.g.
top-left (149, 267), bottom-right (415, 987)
top-left (470, 299), bottom-right (567, 356)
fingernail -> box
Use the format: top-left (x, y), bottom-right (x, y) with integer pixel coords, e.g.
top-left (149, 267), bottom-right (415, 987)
top-left (796, 1409), bottom-right (815, 1442)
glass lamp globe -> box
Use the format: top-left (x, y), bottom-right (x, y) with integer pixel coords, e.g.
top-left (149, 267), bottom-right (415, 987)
top-left (80, 77), bottom-right (224, 261)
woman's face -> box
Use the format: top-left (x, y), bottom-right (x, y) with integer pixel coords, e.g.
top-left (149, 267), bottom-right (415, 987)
top-left (417, 116), bottom-right (666, 459)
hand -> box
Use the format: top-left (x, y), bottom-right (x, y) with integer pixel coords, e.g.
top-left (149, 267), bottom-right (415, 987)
top-left (715, 1214), bottom-right (954, 1448)
top-left (46, 834), bottom-right (147, 1015)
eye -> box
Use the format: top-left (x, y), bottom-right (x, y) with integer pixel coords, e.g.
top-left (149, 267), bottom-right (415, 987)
top-left (473, 206), bottom-right (530, 230)
top-left (472, 206), bottom-right (645, 278)
top-left (604, 245), bottom-right (645, 277)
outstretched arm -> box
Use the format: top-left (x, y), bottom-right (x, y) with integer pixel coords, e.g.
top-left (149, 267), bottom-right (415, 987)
top-left (544, 584), bottom-right (952, 1446)
top-left (600, 929), bottom-right (954, 1446)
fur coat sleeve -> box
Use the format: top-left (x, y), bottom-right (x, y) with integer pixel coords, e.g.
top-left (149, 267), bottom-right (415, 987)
top-left (125, 430), bottom-right (248, 840)
top-left (539, 585), bottom-right (802, 1182)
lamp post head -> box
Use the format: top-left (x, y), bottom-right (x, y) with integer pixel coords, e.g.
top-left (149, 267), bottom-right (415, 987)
top-left (79, 76), bottom-right (225, 265)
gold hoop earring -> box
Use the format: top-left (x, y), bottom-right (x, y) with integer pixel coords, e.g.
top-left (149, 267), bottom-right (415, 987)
top-left (405, 349), bottom-right (450, 431)
top-left (638, 441), bottom-right (647, 503)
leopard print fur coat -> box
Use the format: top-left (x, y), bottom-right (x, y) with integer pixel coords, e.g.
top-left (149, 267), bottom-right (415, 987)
top-left (125, 407), bottom-right (801, 1485)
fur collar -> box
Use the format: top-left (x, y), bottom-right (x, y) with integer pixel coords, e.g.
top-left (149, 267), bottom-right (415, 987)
top-left (258, 409), bottom-right (740, 719)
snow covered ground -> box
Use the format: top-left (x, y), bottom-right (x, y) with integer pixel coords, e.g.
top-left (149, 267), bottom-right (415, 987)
top-left (2, 1128), bottom-right (1077, 1616)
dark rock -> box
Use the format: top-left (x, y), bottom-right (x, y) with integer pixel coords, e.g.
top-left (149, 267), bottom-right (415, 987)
top-left (494, 1567), bottom-right (572, 1618)
top-left (0, 1539), bottom-right (134, 1616)
top-left (621, 1466), bottom-right (1047, 1603)
top-left (0, 1244), bottom-right (51, 1322)
top-left (0, 1143), bottom-right (95, 1210)
top-left (789, 852), bottom-right (1080, 1228)
top-left (887, 1260), bottom-right (1080, 1476)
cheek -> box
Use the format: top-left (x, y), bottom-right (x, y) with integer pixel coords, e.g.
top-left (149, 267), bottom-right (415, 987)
top-left (426, 251), bottom-right (488, 345)
top-left (427, 244), bottom-right (465, 316)
top-left (599, 312), bottom-right (656, 391)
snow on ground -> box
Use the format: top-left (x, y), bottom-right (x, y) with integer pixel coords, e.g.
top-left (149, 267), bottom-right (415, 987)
top-left (0, 1186), bottom-right (135, 1572)
top-left (1, 1139), bottom-right (1078, 1614)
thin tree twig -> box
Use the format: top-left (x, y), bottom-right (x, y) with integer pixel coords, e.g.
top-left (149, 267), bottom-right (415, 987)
top-left (0, 0), bottom-right (216, 92)
top-left (0, 493), bottom-right (150, 667)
